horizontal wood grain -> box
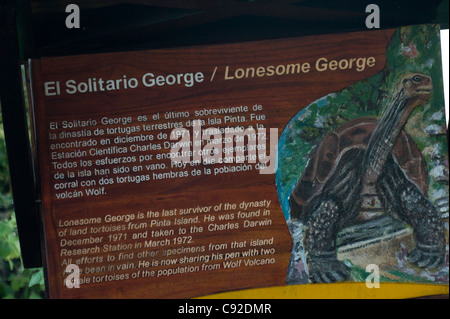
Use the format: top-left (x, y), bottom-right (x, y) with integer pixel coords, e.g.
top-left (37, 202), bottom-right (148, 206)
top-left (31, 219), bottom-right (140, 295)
top-left (31, 28), bottom-right (395, 298)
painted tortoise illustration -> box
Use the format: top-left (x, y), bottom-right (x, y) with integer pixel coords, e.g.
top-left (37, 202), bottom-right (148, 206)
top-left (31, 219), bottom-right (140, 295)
top-left (289, 73), bottom-right (446, 283)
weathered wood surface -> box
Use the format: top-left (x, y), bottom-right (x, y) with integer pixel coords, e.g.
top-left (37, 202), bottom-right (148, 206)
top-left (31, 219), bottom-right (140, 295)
top-left (31, 28), bottom-right (394, 298)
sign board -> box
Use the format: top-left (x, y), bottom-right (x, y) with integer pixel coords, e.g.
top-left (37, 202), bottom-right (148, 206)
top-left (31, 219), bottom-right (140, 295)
top-left (30, 25), bottom-right (449, 298)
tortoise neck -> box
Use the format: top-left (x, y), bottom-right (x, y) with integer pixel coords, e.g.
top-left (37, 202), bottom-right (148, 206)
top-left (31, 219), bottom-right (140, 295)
top-left (364, 90), bottom-right (412, 181)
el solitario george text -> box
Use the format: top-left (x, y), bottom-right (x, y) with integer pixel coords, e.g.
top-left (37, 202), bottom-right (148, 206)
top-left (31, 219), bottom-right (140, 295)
top-left (43, 56), bottom-right (376, 96)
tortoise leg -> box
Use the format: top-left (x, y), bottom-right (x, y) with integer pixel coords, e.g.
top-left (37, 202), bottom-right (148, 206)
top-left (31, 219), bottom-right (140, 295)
top-left (377, 155), bottom-right (446, 269)
top-left (305, 198), bottom-right (350, 283)
top-left (304, 149), bottom-right (363, 283)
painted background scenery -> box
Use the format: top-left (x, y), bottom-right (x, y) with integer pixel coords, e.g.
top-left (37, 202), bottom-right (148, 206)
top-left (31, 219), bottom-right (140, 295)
top-left (276, 25), bottom-right (449, 285)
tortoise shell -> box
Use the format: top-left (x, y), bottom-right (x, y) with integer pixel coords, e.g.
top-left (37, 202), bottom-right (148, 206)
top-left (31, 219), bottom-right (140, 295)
top-left (289, 117), bottom-right (428, 220)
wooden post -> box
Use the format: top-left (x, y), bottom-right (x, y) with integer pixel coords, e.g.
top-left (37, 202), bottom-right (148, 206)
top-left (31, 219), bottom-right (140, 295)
top-left (0, 5), bottom-right (42, 268)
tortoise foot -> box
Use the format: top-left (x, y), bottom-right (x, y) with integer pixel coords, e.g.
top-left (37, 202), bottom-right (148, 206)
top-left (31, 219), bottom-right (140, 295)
top-left (408, 243), bottom-right (446, 269)
top-left (307, 255), bottom-right (350, 283)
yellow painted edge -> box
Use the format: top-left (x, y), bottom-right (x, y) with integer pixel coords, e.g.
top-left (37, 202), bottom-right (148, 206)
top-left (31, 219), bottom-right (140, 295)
top-left (197, 283), bottom-right (449, 299)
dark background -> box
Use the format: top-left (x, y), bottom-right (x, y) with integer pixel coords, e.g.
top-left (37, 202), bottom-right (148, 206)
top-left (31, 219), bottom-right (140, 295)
top-left (9, 0), bottom-right (450, 58)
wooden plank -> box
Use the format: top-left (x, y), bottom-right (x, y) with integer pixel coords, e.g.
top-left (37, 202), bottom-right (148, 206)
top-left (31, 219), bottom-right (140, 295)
top-left (31, 28), bottom-right (394, 298)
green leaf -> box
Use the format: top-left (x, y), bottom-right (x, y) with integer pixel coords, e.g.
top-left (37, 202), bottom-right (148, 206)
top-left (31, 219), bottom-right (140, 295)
top-left (28, 269), bottom-right (44, 287)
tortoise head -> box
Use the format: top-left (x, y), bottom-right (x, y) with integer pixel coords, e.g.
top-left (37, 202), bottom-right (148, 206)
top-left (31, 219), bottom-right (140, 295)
top-left (397, 73), bottom-right (432, 107)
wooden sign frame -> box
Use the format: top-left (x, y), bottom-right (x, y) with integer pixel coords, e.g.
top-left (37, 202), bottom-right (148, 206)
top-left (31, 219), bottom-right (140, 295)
top-left (30, 24), bottom-right (449, 298)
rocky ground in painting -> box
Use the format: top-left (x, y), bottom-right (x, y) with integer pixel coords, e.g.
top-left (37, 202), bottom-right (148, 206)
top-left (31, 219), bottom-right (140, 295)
top-left (286, 215), bottom-right (449, 285)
